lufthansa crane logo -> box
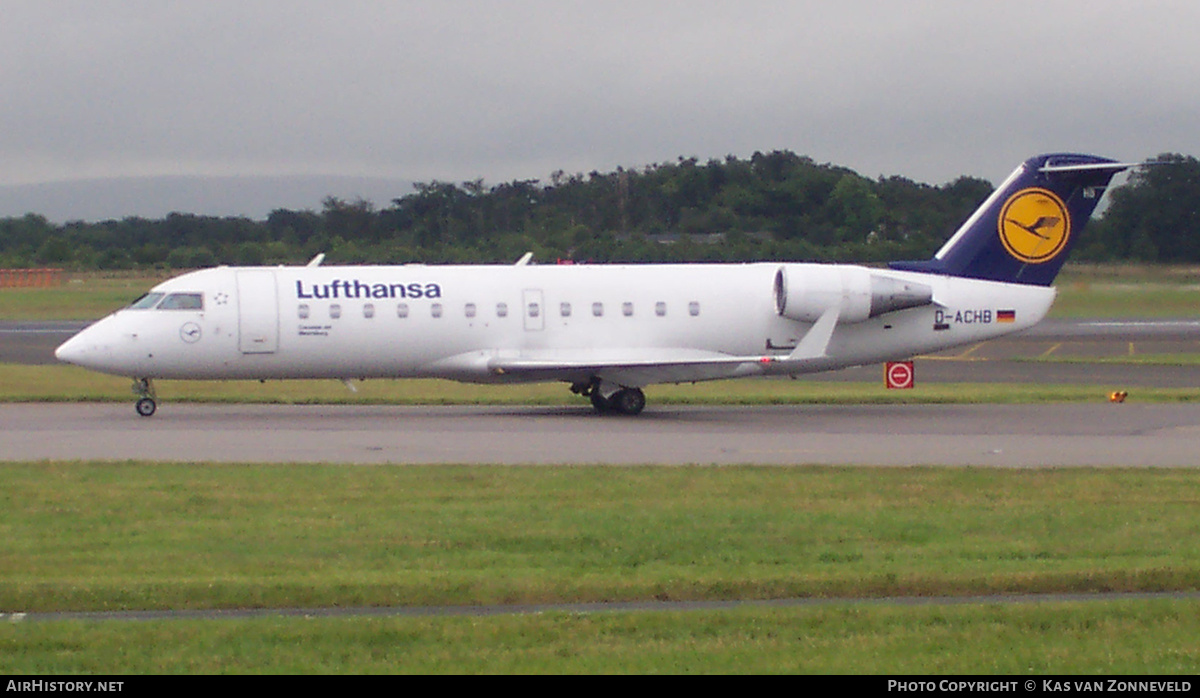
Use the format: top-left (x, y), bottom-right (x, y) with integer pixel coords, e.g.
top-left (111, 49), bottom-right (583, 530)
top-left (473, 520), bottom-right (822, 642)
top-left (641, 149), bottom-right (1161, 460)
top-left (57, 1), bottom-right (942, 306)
top-left (180, 322), bottom-right (202, 344)
top-left (998, 188), bottom-right (1071, 264)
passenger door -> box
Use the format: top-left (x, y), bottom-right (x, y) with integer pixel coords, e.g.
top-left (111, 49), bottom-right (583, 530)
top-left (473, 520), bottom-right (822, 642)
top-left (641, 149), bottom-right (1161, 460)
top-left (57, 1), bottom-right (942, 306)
top-left (236, 270), bottom-right (279, 353)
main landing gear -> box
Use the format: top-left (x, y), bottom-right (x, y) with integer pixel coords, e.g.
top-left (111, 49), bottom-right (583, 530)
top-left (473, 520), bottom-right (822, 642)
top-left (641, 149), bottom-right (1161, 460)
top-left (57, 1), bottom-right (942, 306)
top-left (132, 378), bottom-right (157, 417)
top-left (571, 378), bottom-right (646, 416)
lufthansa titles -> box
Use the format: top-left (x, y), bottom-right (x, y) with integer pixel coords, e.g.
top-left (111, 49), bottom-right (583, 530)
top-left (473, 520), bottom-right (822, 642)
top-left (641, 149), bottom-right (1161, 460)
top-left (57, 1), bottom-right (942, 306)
top-left (295, 279), bottom-right (442, 300)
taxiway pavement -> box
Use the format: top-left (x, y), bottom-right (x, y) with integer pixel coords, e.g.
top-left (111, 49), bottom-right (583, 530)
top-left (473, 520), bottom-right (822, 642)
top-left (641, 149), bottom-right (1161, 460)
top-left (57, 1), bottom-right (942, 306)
top-left (4, 402), bottom-right (1200, 466)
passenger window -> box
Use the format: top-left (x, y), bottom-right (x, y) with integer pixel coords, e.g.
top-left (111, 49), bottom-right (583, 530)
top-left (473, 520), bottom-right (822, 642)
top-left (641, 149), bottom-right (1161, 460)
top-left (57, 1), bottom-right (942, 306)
top-left (363, 303), bottom-right (375, 319)
top-left (655, 302), bottom-right (667, 317)
top-left (431, 303), bottom-right (443, 318)
top-left (689, 301), bottom-right (700, 317)
top-left (330, 304), bottom-right (342, 319)
top-left (397, 303), bottom-right (409, 318)
top-left (158, 293), bottom-right (204, 310)
top-left (298, 304), bottom-right (310, 319)
top-left (528, 302), bottom-right (540, 318)
top-left (622, 302), bottom-right (634, 317)
top-left (465, 303), bottom-right (477, 318)
top-left (560, 302), bottom-right (571, 317)
top-left (127, 293), bottom-right (165, 310)
top-left (496, 302), bottom-right (508, 318)
top-left (592, 302), bottom-right (603, 317)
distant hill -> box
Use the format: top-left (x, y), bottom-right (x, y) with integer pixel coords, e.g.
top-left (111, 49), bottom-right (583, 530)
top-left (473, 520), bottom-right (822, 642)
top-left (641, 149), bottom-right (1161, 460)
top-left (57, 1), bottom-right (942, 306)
top-left (0, 175), bottom-right (415, 222)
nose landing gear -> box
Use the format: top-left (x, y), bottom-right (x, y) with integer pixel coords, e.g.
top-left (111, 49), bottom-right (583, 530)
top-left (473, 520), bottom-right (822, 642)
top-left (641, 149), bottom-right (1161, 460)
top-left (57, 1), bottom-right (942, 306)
top-left (132, 378), bottom-right (157, 417)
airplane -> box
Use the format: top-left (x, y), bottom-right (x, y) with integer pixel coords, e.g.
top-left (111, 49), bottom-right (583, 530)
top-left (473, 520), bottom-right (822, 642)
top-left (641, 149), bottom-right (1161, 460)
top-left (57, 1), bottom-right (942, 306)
top-left (55, 153), bottom-right (1136, 417)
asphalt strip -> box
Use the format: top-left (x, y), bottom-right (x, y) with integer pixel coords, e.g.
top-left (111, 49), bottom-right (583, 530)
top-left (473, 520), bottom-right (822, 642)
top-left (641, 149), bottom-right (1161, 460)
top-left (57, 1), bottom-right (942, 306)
top-left (5, 591), bottom-right (1200, 623)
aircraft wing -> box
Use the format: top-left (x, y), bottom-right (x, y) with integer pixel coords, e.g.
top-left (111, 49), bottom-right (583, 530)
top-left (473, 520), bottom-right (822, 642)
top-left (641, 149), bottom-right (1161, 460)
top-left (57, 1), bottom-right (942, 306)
top-left (488, 348), bottom-right (775, 386)
top-left (430, 309), bottom-right (841, 386)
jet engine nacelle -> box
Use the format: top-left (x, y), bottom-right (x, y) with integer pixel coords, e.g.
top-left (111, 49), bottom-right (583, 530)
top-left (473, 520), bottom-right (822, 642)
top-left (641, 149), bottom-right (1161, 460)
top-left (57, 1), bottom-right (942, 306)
top-left (773, 264), bottom-right (933, 324)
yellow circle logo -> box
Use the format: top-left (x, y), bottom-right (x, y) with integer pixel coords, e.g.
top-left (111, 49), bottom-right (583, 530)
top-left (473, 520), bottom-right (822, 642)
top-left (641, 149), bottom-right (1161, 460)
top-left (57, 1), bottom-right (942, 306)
top-left (997, 188), bottom-right (1071, 264)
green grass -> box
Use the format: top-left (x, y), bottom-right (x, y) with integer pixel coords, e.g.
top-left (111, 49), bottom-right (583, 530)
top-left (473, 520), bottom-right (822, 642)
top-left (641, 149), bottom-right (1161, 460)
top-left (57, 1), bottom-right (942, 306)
top-left (2, 463), bottom-right (1200, 673)
top-left (4, 363), bottom-right (1200, 405)
top-left (1051, 264), bottom-right (1200, 318)
top-left (1051, 284), bottom-right (1200, 318)
top-left (0, 271), bottom-right (169, 321)
top-left (2, 600), bottom-right (1198, 673)
top-left (3, 464), bottom-right (1199, 614)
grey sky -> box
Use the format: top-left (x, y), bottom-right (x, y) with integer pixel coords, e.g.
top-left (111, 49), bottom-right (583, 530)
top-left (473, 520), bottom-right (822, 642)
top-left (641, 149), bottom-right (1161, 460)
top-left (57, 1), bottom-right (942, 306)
top-left (3, 0), bottom-right (1197, 197)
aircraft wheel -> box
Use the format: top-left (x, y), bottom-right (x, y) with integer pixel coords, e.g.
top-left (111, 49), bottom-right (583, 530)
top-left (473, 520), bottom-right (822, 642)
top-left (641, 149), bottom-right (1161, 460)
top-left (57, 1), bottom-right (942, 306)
top-left (612, 388), bottom-right (646, 416)
top-left (590, 390), bottom-right (612, 413)
top-left (135, 397), bottom-right (157, 417)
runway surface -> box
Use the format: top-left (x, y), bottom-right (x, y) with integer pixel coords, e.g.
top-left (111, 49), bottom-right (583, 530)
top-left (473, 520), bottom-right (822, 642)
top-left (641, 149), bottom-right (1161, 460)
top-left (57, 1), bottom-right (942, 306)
top-left (6, 402), bottom-right (1200, 466)
top-left (0, 320), bottom-right (87, 364)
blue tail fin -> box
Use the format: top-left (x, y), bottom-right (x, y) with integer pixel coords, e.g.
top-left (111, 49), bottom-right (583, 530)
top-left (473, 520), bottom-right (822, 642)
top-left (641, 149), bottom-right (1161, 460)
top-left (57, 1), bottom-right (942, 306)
top-left (890, 153), bottom-right (1133, 286)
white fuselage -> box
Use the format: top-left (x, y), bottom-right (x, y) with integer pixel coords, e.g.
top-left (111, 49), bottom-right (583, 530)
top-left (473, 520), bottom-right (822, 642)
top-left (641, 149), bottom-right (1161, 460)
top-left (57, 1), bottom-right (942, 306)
top-left (55, 262), bottom-right (1055, 386)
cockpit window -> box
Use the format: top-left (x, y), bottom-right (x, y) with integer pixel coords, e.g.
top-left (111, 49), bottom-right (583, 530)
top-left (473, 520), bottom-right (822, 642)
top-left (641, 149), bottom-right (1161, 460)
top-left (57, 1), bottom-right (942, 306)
top-left (157, 293), bottom-right (204, 310)
top-left (127, 293), bottom-right (165, 309)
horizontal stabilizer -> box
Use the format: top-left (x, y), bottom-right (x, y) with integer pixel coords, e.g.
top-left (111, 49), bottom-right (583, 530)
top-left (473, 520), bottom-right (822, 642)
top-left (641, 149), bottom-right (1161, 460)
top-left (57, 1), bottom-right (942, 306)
top-left (1038, 161), bottom-right (1142, 174)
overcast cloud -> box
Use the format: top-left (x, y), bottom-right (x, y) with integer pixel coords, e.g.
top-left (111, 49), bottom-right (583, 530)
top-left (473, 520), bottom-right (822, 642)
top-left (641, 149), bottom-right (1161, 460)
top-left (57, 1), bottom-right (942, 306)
top-left (2, 0), bottom-right (1197, 214)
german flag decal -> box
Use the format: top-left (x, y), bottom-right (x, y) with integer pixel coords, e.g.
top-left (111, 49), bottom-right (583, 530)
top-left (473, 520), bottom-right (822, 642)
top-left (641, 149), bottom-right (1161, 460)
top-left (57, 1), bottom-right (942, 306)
top-left (997, 309), bottom-right (1016, 323)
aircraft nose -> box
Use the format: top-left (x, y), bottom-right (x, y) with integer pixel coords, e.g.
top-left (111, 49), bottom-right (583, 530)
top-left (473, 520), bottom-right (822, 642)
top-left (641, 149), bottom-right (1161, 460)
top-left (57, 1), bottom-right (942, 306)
top-left (54, 317), bottom-right (153, 376)
top-left (54, 331), bottom-right (91, 366)
top-left (55, 322), bottom-right (121, 372)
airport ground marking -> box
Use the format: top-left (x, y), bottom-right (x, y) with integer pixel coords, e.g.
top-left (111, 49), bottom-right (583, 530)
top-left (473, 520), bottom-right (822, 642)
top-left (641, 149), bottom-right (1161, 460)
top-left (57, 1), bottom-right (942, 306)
top-left (915, 343), bottom-right (990, 362)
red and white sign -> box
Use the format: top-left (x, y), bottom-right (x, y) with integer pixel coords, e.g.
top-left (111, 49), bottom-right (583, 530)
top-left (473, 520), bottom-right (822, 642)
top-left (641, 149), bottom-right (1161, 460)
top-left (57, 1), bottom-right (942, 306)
top-left (885, 361), bottom-right (914, 389)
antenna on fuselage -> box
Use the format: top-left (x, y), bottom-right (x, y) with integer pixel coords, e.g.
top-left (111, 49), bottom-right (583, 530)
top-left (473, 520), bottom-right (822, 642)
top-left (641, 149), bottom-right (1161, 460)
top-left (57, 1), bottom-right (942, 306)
top-left (514, 252), bottom-right (533, 266)
top-left (307, 253), bottom-right (326, 267)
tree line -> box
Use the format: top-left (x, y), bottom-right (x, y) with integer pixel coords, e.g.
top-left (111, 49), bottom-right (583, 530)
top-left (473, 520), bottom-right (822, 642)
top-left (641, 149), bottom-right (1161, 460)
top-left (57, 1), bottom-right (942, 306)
top-left (2, 151), bottom-right (1196, 270)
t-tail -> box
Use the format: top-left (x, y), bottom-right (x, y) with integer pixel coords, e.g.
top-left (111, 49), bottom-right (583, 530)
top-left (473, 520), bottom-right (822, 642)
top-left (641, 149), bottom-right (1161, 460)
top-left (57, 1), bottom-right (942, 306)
top-left (890, 153), bottom-right (1135, 286)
